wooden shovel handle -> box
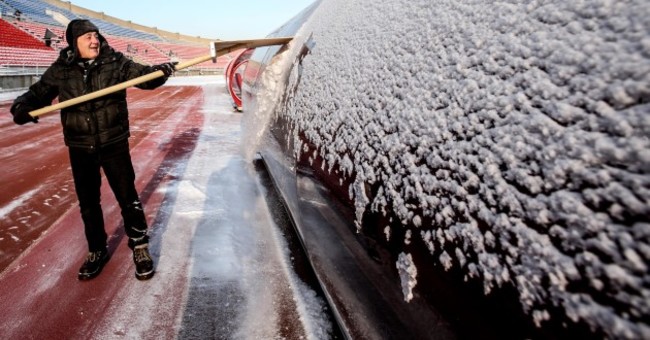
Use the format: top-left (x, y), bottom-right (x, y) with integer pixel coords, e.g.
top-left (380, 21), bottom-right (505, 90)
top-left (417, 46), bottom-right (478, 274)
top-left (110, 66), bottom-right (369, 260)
top-left (28, 54), bottom-right (213, 117)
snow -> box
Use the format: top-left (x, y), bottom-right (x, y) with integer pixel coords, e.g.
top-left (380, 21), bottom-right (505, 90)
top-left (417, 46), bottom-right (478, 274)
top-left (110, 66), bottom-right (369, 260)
top-left (263, 0), bottom-right (650, 337)
top-left (84, 76), bottom-right (331, 338)
top-left (170, 77), bottom-right (331, 339)
top-left (396, 252), bottom-right (417, 302)
top-left (0, 187), bottom-right (41, 221)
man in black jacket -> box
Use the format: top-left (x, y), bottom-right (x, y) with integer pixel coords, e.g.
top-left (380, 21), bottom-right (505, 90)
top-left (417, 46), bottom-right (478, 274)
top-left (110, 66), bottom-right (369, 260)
top-left (10, 19), bottom-right (176, 281)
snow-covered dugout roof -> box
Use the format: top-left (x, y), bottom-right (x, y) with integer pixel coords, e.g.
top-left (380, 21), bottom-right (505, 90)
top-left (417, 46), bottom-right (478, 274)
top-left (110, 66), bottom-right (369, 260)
top-left (255, 0), bottom-right (650, 338)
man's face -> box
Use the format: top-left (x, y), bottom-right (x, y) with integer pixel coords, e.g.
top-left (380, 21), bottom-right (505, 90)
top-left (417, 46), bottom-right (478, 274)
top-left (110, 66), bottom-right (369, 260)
top-left (77, 32), bottom-right (99, 59)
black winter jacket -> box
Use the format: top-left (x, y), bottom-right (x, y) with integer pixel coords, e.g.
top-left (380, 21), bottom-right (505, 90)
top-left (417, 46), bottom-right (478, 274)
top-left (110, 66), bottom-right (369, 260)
top-left (12, 35), bottom-right (166, 149)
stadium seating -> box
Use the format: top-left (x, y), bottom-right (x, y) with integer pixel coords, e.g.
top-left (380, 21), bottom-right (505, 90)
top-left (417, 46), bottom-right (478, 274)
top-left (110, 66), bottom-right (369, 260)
top-left (0, 19), bottom-right (53, 49)
top-left (77, 15), bottom-right (163, 42)
top-left (13, 21), bottom-right (66, 50)
top-left (104, 36), bottom-right (171, 65)
top-left (152, 42), bottom-right (227, 69)
top-left (0, 0), bottom-right (237, 74)
top-left (3, 0), bottom-right (71, 26)
top-left (0, 46), bottom-right (58, 67)
top-left (0, 2), bottom-right (14, 17)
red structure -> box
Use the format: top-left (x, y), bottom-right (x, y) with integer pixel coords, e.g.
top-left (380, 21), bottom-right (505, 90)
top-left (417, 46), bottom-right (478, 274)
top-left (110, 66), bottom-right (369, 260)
top-left (224, 48), bottom-right (253, 111)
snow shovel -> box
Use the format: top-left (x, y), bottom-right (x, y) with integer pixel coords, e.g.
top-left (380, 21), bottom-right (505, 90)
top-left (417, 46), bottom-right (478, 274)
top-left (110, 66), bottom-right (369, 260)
top-left (28, 37), bottom-right (293, 117)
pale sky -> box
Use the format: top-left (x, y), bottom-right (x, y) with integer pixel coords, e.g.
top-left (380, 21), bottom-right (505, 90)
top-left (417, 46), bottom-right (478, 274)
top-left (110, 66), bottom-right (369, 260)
top-left (67, 0), bottom-right (316, 40)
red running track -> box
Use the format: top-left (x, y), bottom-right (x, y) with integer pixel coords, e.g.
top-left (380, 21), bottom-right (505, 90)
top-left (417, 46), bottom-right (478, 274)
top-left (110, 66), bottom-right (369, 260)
top-left (0, 85), bottom-right (204, 338)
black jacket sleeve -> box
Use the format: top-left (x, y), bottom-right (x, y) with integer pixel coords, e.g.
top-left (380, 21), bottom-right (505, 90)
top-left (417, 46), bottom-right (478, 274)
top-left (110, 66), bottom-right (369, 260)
top-left (11, 66), bottom-right (60, 113)
top-left (120, 56), bottom-right (167, 90)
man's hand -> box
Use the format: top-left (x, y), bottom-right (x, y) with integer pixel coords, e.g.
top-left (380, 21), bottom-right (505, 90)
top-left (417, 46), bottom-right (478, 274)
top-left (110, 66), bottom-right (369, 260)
top-left (11, 103), bottom-right (39, 125)
top-left (152, 62), bottom-right (177, 77)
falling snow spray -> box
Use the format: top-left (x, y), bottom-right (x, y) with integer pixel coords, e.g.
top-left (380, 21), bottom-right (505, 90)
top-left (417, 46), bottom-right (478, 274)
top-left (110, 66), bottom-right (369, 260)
top-left (240, 31), bottom-right (310, 164)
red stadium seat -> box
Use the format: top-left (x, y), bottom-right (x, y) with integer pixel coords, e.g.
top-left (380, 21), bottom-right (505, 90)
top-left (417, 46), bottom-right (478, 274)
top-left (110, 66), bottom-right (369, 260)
top-left (0, 18), bottom-right (53, 50)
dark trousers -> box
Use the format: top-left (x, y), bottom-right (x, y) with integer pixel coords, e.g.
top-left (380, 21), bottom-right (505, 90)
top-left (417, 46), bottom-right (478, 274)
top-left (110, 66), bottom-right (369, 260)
top-left (68, 140), bottom-right (149, 252)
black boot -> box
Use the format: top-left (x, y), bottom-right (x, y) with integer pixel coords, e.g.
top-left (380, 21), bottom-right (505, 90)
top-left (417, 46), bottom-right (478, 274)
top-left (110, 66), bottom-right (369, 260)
top-left (78, 248), bottom-right (109, 280)
top-left (133, 244), bottom-right (154, 280)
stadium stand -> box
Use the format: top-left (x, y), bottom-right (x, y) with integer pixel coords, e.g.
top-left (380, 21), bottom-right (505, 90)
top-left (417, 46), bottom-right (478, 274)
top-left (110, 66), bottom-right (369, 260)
top-left (76, 15), bottom-right (164, 42)
top-left (1, 0), bottom-right (234, 90)
top-left (104, 36), bottom-right (171, 65)
top-left (0, 46), bottom-right (58, 67)
top-left (0, 18), bottom-right (53, 49)
top-left (151, 42), bottom-right (228, 69)
top-left (12, 21), bottom-right (66, 50)
top-left (0, 2), bottom-right (14, 17)
top-left (3, 0), bottom-right (71, 26)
